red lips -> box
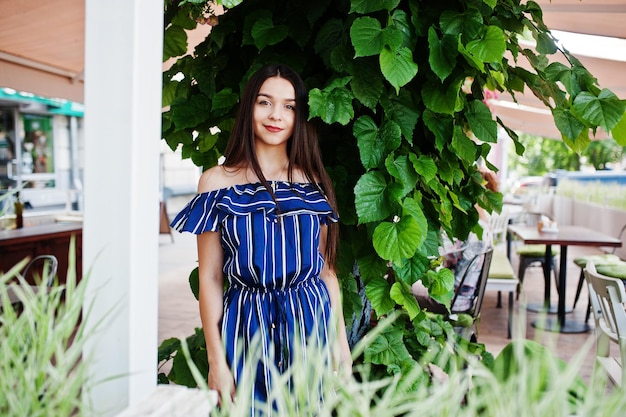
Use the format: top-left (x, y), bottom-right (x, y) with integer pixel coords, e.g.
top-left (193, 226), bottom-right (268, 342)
top-left (265, 125), bottom-right (282, 133)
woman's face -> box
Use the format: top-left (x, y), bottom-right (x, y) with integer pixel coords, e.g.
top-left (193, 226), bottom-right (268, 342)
top-left (253, 76), bottom-right (296, 149)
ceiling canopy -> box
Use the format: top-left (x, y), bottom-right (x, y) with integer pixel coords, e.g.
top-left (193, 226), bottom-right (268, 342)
top-left (0, 0), bottom-right (624, 139)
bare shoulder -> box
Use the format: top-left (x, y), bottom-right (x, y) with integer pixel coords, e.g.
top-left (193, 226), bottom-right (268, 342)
top-left (196, 166), bottom-right (227, 193)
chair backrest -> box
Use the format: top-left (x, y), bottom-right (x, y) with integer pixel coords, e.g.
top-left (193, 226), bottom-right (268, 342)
top-left (22, 255), bottom-right (58, 287)
top-left (488, 209), bottom-right (511, 245)
top-left (451, 246), bottom-right (494, 316)
top-left (585, 261), bottom-right (626, 358)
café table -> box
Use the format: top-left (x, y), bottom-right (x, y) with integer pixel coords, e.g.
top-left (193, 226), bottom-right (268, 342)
top-left (507, 224), bottom-right (622, 333)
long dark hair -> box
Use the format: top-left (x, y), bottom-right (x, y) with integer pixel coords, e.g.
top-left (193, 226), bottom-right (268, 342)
top-left (222, 64), bottom-right (339, 268)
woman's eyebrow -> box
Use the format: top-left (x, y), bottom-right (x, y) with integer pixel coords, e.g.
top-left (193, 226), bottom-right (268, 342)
top-left (257, 92), bottom-right (296, 102)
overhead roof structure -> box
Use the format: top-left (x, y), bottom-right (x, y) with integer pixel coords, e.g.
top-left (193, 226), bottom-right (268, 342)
top-left (0, 0), bottom-right (624, 139)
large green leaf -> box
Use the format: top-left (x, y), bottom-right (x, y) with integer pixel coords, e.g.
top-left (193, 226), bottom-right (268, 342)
top-left (423, 110), bottom-right (453, 151)
top-left (452, 127), bottom-right (478, 163)
top-left (357, 253), bottom-right (390, 283)
top-left (382, 90), bottom-right (420, 143)
top-left (380, 46), bottom-right (418, 94)
top-left (372, 216), bottom-right (423, 263)
top-left (354, 171), bottom-right (394, 223)
top-left (308, 78), bottom-right (355, 125)
top-left (350, 17), bottom-right (384, 57)
top-left (402, 195), bottom-right (428, 240)
top-left (465, 26), bottom-right (506, 63)
top-left (465, 100), bottom-right (498, 143)
top-left (428, 27), bottom-right (457, 81)
top-left (553, 108), bottom-right (585, 143)
top-left (365, 277), bottom-right (396, 317)
top-left (439, 9), bottom-right (483, 42)
top-left (354, 116), bottom-right (385, 169)
top-left (572, 89), bottom-right (626, 133)
top-left (393, 253), bottom-right (429, 285)
top-left (251, 16), bottom-right (288, 50)
top-left (611, 113), bottom-right (626, 146)
top-left (211, 88), bottom-right (239, 111)
top-left (390, 281), bottom-right (421, 320)
top-left (364, 325), bottom-right (412, 365)
top-left (350, 59), bottom-right (384, 110)
top-left (171, 94), bottom-right (211, 131)
top-left (386, 155), bottom-right (418, 197)
top-left (423, 268), bottom-right (454, 306)
top-left (409, 154), bottom-right (437, 183)
top-left (350, 0), bottom-right (401, 13)
top-left (421, 77), bottom-right (461, 114)
top-left (163, 25), bottom-right (188, 61)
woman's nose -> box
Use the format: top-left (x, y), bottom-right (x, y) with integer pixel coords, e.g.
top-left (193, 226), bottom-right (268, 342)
top-left (269, 106), bottom-right (282, 120)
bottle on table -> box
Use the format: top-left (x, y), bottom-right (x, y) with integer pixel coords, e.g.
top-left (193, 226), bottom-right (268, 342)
top-left (14, 191), bottom-right (23, 229)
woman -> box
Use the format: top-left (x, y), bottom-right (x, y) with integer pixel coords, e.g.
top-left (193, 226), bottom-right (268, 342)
top-left (171, 64), bottom-right (352, 412)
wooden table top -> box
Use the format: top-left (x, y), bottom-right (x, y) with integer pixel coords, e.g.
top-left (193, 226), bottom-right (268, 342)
top-left (507, 225), bottom-right (622, 248)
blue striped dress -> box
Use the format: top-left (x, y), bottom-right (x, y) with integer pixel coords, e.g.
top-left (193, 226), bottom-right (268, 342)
top-left (170, 181), bottom-right (338, 411)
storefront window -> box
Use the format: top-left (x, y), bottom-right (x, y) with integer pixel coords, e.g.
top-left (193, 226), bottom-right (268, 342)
top-left (21, 114), bottom-right (55, 188)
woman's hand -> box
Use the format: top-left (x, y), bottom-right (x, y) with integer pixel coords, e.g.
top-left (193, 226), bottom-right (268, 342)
top-left (337, 342), bottom-right (353, 380)
top-left (208, 360), bottom-right (236, 407)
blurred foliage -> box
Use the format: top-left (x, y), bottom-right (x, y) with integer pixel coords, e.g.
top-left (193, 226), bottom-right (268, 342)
top-left (508, 133), bottom-right (625, 177)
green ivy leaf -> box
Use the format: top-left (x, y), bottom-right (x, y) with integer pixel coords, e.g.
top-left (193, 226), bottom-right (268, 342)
top-left (357, 253), bottom-right (390, 283)
top-left (351, 59), bottom-right (385, 110)
top-left (350, 0), bottom-right (401, 13)
top-left (611, 113), bottom-right (626, 146)
top-left (354, 171), bottom-right (394, 223)
top-left (394, 254), bottom-right (429, 285)
top-left (440, 9), bottom-right (483, 42)
top-left (382, 90), bottom-right (420, 143)
top-left (553, 108), bottom-right (585, 143)
top-left (381, 120), bottom-right (403, 153)
top-left (423, 110), bottom-right (453, 151)
top-left (364, 325), bottom-right (412, 365)
top-left (350, 17), bottom-right (384, 57)
top-left (390, 281), bottom-right (421, 320)
top-left (251, 16), bottom-right (288, 50)
top-left (372, 216), bottom-right (423, 263)
top-left (163, 25), bottom-right (188, 61)
top-left (482, 0), bottom-right (497, 8)
top-left (308, 79), bottom-right (355, 125)
top-left (465, 100), bottom-right (498, 143)
top-left (421, 77), bottom-right (460, 115)
top-left (365, 277), bottom-right (397, 317)
top-left (197, 131), bottom-right (219, 153)
top-left (535, 31), bottom-right (557, 55)
top-left (428, 27), bottom-right (457, 81)
top-left (171, 94), bottom-right (210, 131)
top-left (386, 155), bottom-right (418, 197)
top-left (402, 196), bottom-right (428, 240)
top-left (424, 268), bottom-right (454, 305)
top-left (162, 80), bottom-right (178, 108)
top-left (211, 88), bottom-right (239, 111)
top-left (380, 46), bottom-right (418, 94)
top-left (572, 89), bottom-right (626, 133)
top-left (409, 154), bottom-right (437, 183)
top-left (465, 26), bottom-right (506, 63)
top-left (354, 116), bottom-right (385, 169)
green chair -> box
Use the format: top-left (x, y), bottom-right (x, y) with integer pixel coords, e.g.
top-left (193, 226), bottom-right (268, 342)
top-left (572, 224), bottom-right (626, 321)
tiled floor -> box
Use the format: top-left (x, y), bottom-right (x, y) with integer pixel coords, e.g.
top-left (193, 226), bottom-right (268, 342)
top-left (158, 233), bottom-right (611, 383)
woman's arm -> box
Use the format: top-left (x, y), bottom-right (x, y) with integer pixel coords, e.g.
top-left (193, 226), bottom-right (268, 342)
top-left (197, 230), bottom-right (235, 403)
top-left (319, 225), bottom-right (353, 378)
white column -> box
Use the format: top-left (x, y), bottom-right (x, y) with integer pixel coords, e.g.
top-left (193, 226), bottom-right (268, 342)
top-left (83, 1), bottom-right (162, 415)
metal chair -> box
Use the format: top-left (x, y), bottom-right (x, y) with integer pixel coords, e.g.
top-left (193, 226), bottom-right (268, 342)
top-left (585, 261), bottom-right (626, 387)
top-left (452, 247), bottom-right (494, 342)
top-left (22, 255), bottom-right (58, 287)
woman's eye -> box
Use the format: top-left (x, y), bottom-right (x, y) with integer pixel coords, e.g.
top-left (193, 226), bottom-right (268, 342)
top-left (285, 104), bottom-right (295, 111)
top-left (258, 100), bottom-right (271, 106)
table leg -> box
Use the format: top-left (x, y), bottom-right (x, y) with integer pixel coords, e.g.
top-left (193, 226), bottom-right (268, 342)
top-left (532, 245), bottom-right (591, 334)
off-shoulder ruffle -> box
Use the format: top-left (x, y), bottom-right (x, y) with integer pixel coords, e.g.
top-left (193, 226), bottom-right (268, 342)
top-left (170, 182), bottom-right (338, 235)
